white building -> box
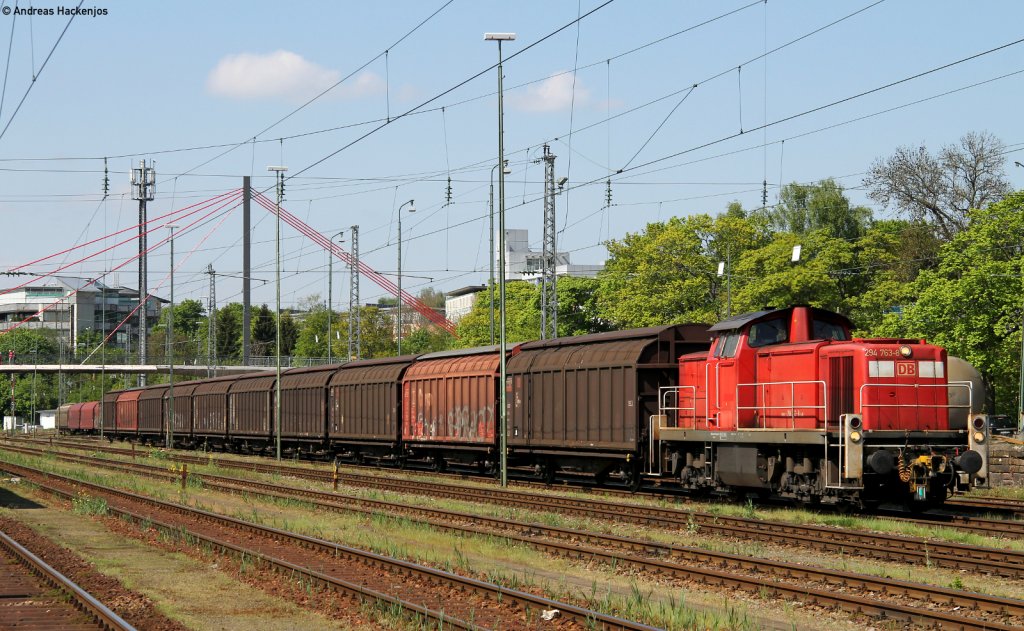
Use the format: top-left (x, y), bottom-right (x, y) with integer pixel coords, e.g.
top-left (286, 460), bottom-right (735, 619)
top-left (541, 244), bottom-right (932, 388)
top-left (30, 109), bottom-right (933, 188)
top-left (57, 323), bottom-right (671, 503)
top-left (501, 229), bottom-right (603, 281)
top-left (444, 285), bottom-right (486, 323)
top-left (0, 276), bottom-right (163, 353)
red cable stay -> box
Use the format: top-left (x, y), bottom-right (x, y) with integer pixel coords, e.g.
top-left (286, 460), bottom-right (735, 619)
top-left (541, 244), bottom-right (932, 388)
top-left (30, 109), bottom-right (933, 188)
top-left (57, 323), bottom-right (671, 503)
top-left (0, 190), bottom-right (245, 339)
top-left (252, 191), bottom-right (458, 336)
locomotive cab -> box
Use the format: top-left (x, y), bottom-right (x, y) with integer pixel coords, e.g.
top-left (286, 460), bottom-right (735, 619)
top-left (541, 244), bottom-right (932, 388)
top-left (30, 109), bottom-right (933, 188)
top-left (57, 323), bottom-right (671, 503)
top-left (654, 305), bottom-right (987, 507)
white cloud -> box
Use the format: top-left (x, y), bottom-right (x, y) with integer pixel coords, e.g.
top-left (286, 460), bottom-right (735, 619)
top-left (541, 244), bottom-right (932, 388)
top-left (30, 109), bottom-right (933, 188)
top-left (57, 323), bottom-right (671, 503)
top-left (510, 71), bottom-right (590, 113)
top-left (206, 51), bottom-right (382, 102)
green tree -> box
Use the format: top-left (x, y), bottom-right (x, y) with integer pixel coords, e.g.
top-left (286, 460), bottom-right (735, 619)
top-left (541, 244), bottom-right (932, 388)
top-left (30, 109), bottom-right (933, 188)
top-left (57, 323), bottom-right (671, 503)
top-left (555, 276), bottom-right (612, 337)
top-left (597, 211), bottom-right (769, 327)
top-left (730, 230), bottom-right (856, 315)
top-left (359, 306), bottom-right (398, 358)
top-left (294, 303), bottom-right (331, 359)
top-left (456, 281), bottom-right (540, 347)
top-left (155, 299), bottom-right (205, 336)
top-left (252, 304), bottom-right (275, 356)
top-left (402, 325), bottom-right (452, 355)
top-left (766, 178), bottom-right (872, 241)
top-left (874, 191), bottom-right (1024, 414)
top-left (279, 310), bottom-right (298, 355)
top-left (216, 303), bottom-right (243, 360)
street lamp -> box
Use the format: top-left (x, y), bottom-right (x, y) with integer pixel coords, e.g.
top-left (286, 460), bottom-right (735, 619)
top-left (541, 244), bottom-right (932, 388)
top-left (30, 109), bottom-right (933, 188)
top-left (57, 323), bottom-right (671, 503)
top-left (268, 165), bottom-right (288, 461)
top-left (327, 230), bottom-right (344, 364)
top-left (485, 31), bottom-right (515, 486)
top-left (166, 223), bottom-right (179, 449)
top-left (489, 161), bottom-right (511, 345)
top-left (396, 199), bottom-right (415, 355)
top-left (1018, 162), bottom-right (1024, 432)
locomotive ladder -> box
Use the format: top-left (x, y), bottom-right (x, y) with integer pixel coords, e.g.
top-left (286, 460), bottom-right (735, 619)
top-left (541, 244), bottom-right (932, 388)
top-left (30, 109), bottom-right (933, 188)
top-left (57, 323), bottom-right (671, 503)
top-left (824, 418), bottom-right (862, 490)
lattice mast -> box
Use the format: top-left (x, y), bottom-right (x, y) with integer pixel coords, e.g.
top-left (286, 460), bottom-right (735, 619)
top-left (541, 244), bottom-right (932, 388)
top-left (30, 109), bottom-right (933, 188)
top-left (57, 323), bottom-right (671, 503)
top-left (540, 144), bottom-right (557, 340)
top-left (130, 160), bottom-right (155, 386)
top-left (206, 264), bottom-right (217, 375)
top-left (349, 225), bottom-right (360, 360)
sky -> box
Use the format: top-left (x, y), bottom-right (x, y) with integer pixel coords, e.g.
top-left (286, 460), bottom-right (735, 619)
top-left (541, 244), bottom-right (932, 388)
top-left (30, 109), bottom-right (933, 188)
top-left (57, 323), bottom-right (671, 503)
top-left (0, 0), bottom-right (1022, 315)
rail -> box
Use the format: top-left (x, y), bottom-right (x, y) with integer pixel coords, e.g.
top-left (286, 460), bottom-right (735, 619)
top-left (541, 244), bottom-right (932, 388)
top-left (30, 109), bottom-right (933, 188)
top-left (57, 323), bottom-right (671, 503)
top-left (0, 529), bottom-right (136, 630)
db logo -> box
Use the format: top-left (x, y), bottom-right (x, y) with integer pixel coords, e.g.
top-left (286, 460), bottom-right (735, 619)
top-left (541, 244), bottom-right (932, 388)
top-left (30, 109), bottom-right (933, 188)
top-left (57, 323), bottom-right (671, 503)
top-left (896, 361), bottom-right (916, 376)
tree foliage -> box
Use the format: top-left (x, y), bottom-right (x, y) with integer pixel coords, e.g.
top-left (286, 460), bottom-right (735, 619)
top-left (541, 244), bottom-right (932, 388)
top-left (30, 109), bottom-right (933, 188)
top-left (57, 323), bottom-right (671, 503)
top-left (767, 178), bottom-right (872, 241)
top-left (865, 131), bottom-right (1011, 240)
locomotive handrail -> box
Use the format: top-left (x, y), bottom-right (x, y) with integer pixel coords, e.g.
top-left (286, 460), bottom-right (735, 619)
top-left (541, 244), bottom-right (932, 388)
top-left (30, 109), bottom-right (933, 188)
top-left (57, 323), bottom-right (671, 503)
top-left (657, 386), bottom-right (698, 426)
top-left (735, 380), bottom-right (827, 429)
top-left (858, 382), bottom-right (972, 416)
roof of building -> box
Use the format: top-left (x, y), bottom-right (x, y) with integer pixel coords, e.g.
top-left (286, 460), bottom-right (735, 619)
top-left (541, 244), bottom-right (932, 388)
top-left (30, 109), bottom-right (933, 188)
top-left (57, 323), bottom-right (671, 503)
top-left (445, 285), bottom-right (486, 298)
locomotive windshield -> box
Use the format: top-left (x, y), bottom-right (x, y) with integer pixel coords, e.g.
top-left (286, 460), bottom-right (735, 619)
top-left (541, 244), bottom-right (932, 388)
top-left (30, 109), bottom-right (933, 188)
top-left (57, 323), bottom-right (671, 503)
top-left (714, 331), bottom-right (741, 358)
top-left (748, 318), bottom-right (788, 347)
top-left (812, 319), bottom-right (849, 341)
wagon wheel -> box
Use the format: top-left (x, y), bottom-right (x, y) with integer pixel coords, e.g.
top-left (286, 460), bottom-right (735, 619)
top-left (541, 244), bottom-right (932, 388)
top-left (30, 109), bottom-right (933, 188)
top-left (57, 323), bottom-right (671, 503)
top-left (542, 461), bottom-right (557, 485)
top-left (624, 461), bottom-right (644, 493)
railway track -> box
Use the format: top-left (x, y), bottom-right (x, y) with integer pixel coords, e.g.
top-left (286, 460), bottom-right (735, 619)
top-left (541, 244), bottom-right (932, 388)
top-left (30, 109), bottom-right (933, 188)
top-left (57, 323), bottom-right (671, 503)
top-left (16, 437), bottom-right (1024, 571)
top-left (37, 434), bottom-right (1024, 535)
top-left (949, 496), bottom-right (1024, 515)
top-left (0, 527), bottom-right (135, 631)
top-left (5, 442), bottom-right (1024, 630)
top-left (24, 436), bottom-right (1024, 549)
top-left (0, 458), bottom-right (655, 631)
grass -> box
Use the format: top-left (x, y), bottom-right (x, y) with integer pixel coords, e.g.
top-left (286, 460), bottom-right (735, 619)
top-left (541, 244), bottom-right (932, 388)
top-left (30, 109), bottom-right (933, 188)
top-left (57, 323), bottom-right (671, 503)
top-left (7, 444), bottom-right (1023, 620)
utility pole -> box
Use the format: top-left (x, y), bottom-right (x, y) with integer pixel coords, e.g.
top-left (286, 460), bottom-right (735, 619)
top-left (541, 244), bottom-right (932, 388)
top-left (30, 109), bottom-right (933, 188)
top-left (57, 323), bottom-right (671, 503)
top-left (131, 159), bottom-right (155, 385)
top-left (540, 144), bottom-right (558, 340)
top-left (328, 230), bottom-right (343, 364)
top-left (206, 264), bottom-right (216, 376)
top-left (242, 177), bottom-right (252, 366)
top-left (350, 225), bottom-right (360, 360)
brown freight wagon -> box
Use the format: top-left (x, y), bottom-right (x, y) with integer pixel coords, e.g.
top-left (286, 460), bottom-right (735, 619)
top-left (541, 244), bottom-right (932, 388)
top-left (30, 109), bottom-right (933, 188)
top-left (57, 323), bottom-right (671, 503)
top-left (506, 325), bottom-right (710, 484)
top-left (56, 404), bottom-right (72, 433)
top-left (279, 366), bottom-right (339, 448)
top-left (228, 372), bottom-right (276, 447)
top-left (80, 401), bottom-right (99, 432)
top-left (68, 403), bottom-right (84, 432)
top-left (403, 347), bottom-right (511, 468)
top-left (193, 376), bottom-right (236, 442)
top-left (101, 391), bottom-right (120, 434)
top-left (167, 382), bottom-right (199, 444)
top-left (115, 389), bottom-right (144, 437)
top-left (138, 386), bottom-right (168, 439)
top-left (328, 356), bottom-right (415, 462)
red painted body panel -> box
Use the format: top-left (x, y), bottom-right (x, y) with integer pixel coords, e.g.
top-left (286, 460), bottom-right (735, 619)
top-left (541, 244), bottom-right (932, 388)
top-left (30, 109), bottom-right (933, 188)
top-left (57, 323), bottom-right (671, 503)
top-left (68, 403), bottom-right (84, 431)
top-left (679, 307), bottom-right (953, 432)
top-left (80, 401), bottom-right (99, 431)
top-left (403, 350), bottom-right (499, 445)
top-left (115, 390), bottom-right (143, 433)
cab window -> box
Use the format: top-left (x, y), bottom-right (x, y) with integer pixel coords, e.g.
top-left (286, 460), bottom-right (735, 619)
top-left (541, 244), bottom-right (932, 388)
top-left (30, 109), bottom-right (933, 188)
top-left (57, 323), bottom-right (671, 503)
top-left (748, 319), bottom-right (788, 348)
top-left (714, 331), bottom-right (740, 358)
top-left (812, 319), bottom-right (849, 341)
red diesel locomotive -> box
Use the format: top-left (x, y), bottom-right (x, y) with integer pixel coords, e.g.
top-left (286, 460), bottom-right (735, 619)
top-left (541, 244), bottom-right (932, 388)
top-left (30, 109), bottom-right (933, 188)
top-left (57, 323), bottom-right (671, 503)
top-left (652, 306), bottom-right (987, 506)
top-left (59, 305), bottom-right (989, 507)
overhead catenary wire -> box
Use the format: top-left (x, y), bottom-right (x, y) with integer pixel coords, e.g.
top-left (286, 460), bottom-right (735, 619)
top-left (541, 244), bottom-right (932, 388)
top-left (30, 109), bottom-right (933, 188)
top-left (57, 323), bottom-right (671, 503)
top-left (0, 0), bottom-right (82, 143)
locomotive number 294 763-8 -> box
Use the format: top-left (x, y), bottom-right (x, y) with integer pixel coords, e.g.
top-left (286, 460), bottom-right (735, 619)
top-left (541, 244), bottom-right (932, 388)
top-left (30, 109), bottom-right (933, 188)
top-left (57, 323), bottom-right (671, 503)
top-left (863, 348), bottom-right (899, 357)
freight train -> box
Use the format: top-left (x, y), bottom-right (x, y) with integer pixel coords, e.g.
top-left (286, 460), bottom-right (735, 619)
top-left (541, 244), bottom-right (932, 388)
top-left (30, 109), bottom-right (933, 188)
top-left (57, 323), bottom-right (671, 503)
top-left (57, 306), bottom-right (989, 507)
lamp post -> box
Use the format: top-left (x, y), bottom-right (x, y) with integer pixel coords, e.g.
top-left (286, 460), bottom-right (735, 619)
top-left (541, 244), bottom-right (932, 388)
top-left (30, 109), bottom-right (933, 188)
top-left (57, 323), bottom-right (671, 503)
top-left (327, 230), bottom-right (344, 364)
top-left (485, 31), bottom-right (515, 487)
top-left (166, 224), bottom-right (179, 449)
top-left (268, 165), bottom-right (288, 460)
top-left (396, 199), bottom-right (415, 355)
top-left (489, 161), bottom-right (511, 345)
top-left (1017, 161), bottom-right (1024, 433)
